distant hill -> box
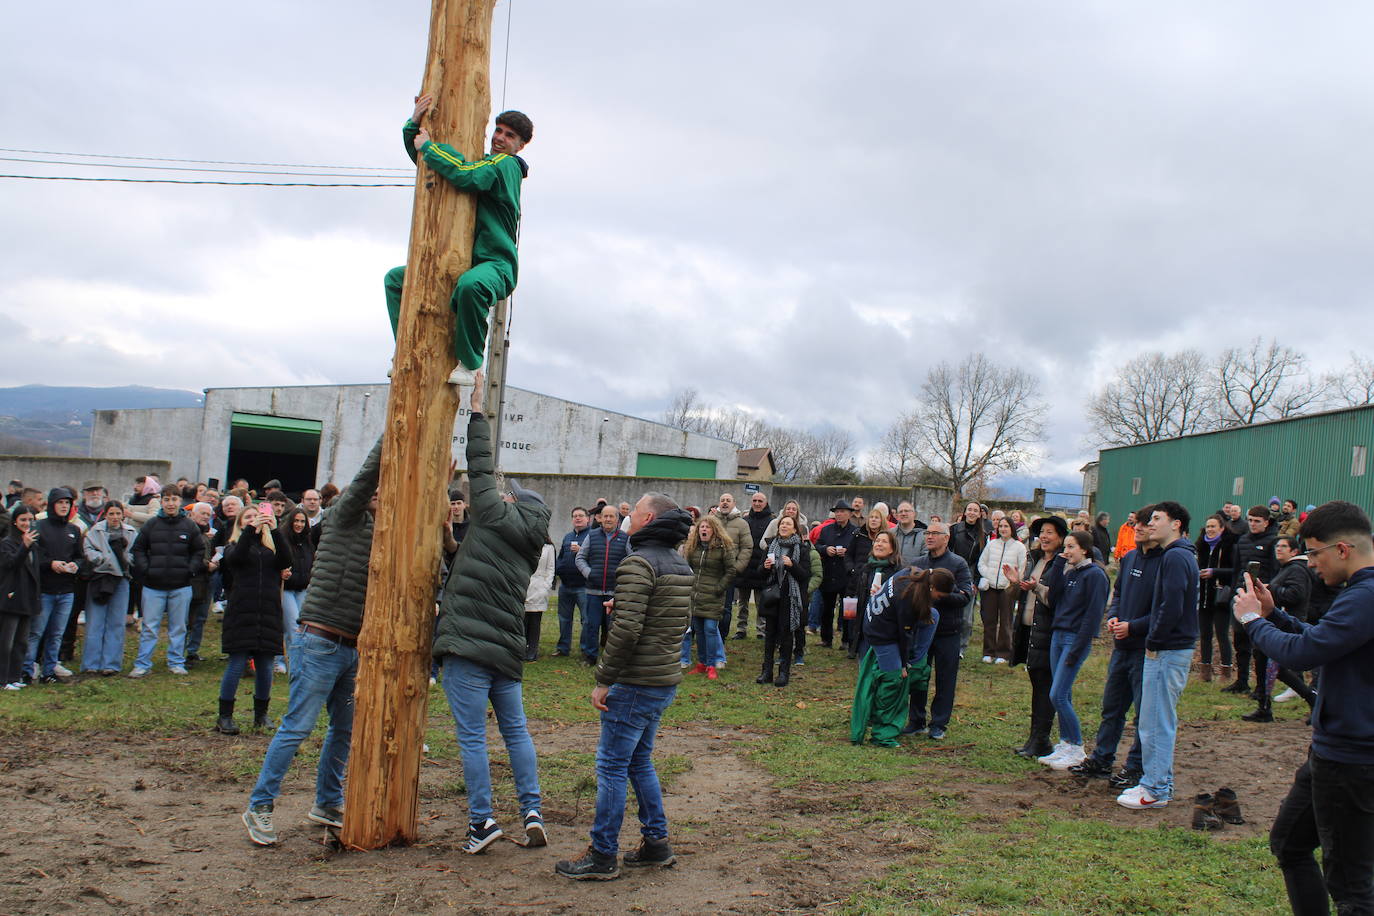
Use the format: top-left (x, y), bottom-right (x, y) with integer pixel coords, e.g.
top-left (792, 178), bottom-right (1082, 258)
top-left (0, 385), bottom-right (202, 456)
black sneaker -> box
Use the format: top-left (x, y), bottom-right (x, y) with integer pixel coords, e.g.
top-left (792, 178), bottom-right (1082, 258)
top-left (39, 674), bottom-right (60, 685)
top-left (555, 845), bottom-right (620, 880)
top-left (901, 722), bottom-right (927, 737)
top-left (308, 804), bottom-right (344, 829)
top-left (928, 726), bottom-right (947, 740)
top-left (554, 649), bottom-right (569, 657)
top-left (1108, 767), bottom-right (1144, 790)
top-left (623, 836), bottom-right (675, 868)
top-left (465, 817), bottom-right (503, 854)
top-left (1068, 757), bottom-right (1113, 779)
top-left (523, 810), bottom-right (547, 848)
top-left (731, 632), bottom-right (747, 640)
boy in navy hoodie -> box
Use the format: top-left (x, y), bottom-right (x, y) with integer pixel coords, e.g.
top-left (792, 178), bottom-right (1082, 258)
top-left (1235, 500), bottom-right (1374, 915)
top-left (1117, 500), bottom-right (1198, 811)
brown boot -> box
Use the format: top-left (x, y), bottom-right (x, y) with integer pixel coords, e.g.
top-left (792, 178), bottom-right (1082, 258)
top-left (1213, 787), bottom-right (1245, 825)
top-left (1199, 665), bottom-right (1213, 682)
top-left (1219, 664), bottom-right (1233, 681)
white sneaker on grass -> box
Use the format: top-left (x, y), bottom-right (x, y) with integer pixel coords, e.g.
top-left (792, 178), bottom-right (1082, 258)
top-left (1048, 744), bottom-right (1086, 770)
top-left (53, 663), bottom-right (73, 677)
top-left (1273, 687), bottom-right (1299, 703)
top-left (127, 667), bottom-right (150, 679)
top-left (1037, 741), bottom-right (1070, 766)
top-left (982, 655), bottom-right (993, 664)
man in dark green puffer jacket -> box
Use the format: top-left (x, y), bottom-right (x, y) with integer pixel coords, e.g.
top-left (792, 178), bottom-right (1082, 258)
top-left (556, 495), bottom-right (692, 881)
top-left (434, 375), bottom-right (552, 855)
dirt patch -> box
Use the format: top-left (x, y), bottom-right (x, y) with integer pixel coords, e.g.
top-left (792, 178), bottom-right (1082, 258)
top-left (0, 715), bottom-right (1309, 914)
top-left (0, 722), bottom-right (885, 915)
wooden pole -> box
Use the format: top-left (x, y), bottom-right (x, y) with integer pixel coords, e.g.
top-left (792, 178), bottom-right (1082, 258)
top-left (340, 0), bottom-right (497, 850)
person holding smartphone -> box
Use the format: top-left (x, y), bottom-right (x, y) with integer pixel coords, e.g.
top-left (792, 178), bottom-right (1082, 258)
top-left (1226, 506), bottom-right (1279, 696)
top-left (1234, 501), bottom-right (1374, 916)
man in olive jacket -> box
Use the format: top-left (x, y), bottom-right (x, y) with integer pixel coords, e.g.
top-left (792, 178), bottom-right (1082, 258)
top-left (556, 493), bottom-right (692, 881)
top-left (434, 375), bottom-right (552, 854)
top-left (243, 435), bottom-right (382, 847)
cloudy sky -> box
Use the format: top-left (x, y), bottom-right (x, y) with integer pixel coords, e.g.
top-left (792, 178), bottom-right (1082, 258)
top-left (5, 2), bottom-right (1373, 490)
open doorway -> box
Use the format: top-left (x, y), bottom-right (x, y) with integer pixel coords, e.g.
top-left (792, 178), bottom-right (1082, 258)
top-left (227, 412), bottom-right (322, 496)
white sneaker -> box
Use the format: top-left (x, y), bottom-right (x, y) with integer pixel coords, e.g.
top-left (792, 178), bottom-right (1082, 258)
top-left (1117, 786), bottom-right (1167, 809)
top-left (447, 365), bottom-right (477, 386)
top-left (982, 655), bottom-right (993, 664)
top-left (1049, 744), bottom-right (1086, 770)
top-left (994, 657), bottom-right (1008, 665)
top-left (213, 601), bottom-right (225, 614)
top-left (273, 661), bottom-right (287, 675)
top-left (127, 667), bottom-right (150, 679)
top-left (53, 663), bottom-right (73, 677)
top-left (4, 682), bottom-right (23, 690)
top-left (169, 666), bottom-right (189, 675)
top-left (1037, 741), bottom-right (1070, 766)
top-left (1273, 687), bottom-right (1299, 703)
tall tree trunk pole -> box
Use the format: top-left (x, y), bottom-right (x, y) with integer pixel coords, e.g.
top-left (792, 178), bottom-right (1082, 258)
top-left (340, 0), bottom-right (497, 850)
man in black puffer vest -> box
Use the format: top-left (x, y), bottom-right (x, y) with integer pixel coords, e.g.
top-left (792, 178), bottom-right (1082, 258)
top-left (434, 375), bottom-right (553, 855)
top-left (556, 494), bottom-right (692, 881)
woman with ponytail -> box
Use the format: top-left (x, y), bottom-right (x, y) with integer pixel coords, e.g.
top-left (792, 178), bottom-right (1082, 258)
top-left (850, 566), bottom-right (953, 746)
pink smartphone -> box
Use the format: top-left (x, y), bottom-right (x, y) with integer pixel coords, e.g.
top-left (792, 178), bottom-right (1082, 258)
top-left (257, 502), bottom-right (274, 518)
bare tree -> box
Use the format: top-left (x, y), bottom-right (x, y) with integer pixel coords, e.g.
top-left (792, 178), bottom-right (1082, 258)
top-left (803, 427), bottom-right (856, 481)
top-left (913, 354), bottom-right (1046, 508)
top-left (1215, 337), bottom-right (1329, 425)
top-left (754, 425), bottom-right (810, 482)
top-left (1332, 353), bottom-right (1374, 407)
top-left (1087, 350), bottom-right (1213, 446)
top-left (866, 412), bottom-right (922, 485)
top-left (661, 387), bottom-right (705, 431)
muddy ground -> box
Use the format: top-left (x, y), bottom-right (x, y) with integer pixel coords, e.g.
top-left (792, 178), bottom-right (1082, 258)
top-left (0, 716), bottom-right (1307, 915)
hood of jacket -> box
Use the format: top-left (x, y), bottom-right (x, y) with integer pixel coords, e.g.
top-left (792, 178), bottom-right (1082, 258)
top-left (630, 508), bottom-right (692, 551)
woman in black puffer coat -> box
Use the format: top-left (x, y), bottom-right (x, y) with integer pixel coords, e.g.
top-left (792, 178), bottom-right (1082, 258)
top-left (0, 507), bottom-right (42, 687)
top-left (276, 507), bottom-right (315, 674)
top-left (215, 506), bottom-right (291, 735)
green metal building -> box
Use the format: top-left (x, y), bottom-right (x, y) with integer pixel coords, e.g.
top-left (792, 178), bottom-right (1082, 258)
top-left (1096, 404), bottom-right (1374, 530)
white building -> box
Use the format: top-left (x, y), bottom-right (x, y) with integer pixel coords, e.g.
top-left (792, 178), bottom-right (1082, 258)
top-left (90, 383), bottom-right (738, 493)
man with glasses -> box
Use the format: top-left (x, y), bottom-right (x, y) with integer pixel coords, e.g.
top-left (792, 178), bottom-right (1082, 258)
top-left (1235, 501), bottom-right (1374, 915)
top-left (892, 502), bottom-right (928, 565)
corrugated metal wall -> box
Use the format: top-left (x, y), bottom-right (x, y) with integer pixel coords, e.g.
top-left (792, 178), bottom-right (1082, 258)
top-left (1097, 406), bottom-right (1374, 530)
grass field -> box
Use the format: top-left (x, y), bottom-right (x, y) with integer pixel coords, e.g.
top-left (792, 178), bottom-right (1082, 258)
top-left (0, 606), bottom-right (1302, 914)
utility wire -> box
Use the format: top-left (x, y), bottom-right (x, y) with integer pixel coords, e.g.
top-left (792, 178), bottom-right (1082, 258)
top-left (0, 146), bottom-right (410, 172)
top-left (0, 155), bottom-right (407, 179)
top-left (501, 0), bottom-right (514, 111)
top-left (0, 173), bottom-right (409, 188)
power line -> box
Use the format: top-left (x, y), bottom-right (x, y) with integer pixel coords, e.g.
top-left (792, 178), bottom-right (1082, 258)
top-left (501, 0), bottom-right (514, 111)
top-left (0, 146), bottom-right (411, 172)
top-left (0, 173), bottom-right (410, 188)
top-left (0, 155), bottom-right (410, 179)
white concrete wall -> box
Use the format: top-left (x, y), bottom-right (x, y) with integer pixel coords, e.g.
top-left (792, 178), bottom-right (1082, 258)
top-left (89, 408), bottom-right (204, 482)
top-left (0, 456), bottom-right (172, 504)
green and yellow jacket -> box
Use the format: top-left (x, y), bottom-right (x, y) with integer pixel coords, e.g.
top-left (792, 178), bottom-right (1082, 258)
top-left (402, 120), bottom-right (526, 282)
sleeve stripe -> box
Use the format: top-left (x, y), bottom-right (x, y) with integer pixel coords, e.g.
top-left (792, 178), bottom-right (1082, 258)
top-left (426, 145), bottom-right (508, 172)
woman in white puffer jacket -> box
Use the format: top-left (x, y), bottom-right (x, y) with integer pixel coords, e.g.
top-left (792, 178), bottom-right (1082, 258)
top-left (976, 517), bottom-right (1027, 664)
top-left (523, 541), bottom-right (557, 661)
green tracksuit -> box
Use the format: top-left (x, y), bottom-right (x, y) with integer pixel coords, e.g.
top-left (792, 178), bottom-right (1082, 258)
top-left (385, 119), bottom-right (526, 370)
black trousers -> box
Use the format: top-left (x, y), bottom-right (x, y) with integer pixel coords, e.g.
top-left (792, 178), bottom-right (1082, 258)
top-left (0, 614), bottom-right (32, 685)
top-left (1271, 751), bottom-right (1374, 916)
top-left (818, 588), bottom-right (844, 646)
top-left (523, 611), bottom-right (542, 657)
top-left (1255, 649), bottom-right (1318, 706)
top-left (761, 613), bottom-right (794, 675)
top-left (909, 632), bottom-right (962, 731)
top-left (1198, 601), bottom-right (1232, 666)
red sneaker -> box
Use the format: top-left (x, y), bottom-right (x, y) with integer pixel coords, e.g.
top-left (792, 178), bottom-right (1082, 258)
top-left (706, 666), bottom-right (718, 680)
top-left (691, 663), bottom-right (708, 675)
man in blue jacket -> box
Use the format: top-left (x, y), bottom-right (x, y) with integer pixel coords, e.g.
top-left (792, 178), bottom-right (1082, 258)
top-left (575, 504), bottom-right (629, 666)
top-left (1118, 501), bottom-right (1198, 811)
top-left (1071, 506), bottom-right (1158, 786)
top-left (1234, 500), bottom-right (1374, 916)
top-left (553, 507), bottom-right (591, 657)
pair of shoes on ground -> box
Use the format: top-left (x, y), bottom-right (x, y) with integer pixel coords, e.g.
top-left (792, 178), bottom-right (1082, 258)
top-left (1038, 741), bottom-right (1087, 770)
top-left (243, 803), bottom-right (345, 846)
top-left (466, 811), bottom-right (548, 854)
top-left (1192, 787), bottom-right (1245, 830)
top-left (555, 836), bottom-right (674, 881)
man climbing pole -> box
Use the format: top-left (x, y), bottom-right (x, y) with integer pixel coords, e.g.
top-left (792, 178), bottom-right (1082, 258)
top-left (384, 93), bottom-right (534, 386)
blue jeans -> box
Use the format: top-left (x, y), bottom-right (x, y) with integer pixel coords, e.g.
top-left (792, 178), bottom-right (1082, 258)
top-left (556, 584), bottom-right (584, 654)
top-left (591, 683), bottom-right (677, 856)
top-left (134, 585), bottom-right (191, 670)
top-left (82, 579), bottom-right (129, 672)
top-left (1089, 647), bottom-right (1144, 771)
top-left (690, 618), bottom-right (723, 666)
top-left (441, 656), bottom-right (541, 823)
top-left (1048, 630), bottom-right (1091, 746)
top-left (26, 592), bottom-right (75, 677)
top-left (278, 589), bottom-right (305, 664)
top-left (1138, 648), bottom-right (1192, 801)
top-left (249, 627), bottom-right (357, 809)
top-left (581, 592), bottom-right (610, 659)
top-left (807, 589), bottom-right (823, 629)
top-left (220, 651), bottom-right (275, 702)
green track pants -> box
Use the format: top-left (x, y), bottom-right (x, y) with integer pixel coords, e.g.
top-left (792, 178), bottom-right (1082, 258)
top-left (384, 262), bottom-right (513, 371)
top-left (850, 649), bottom-right (909, 747)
